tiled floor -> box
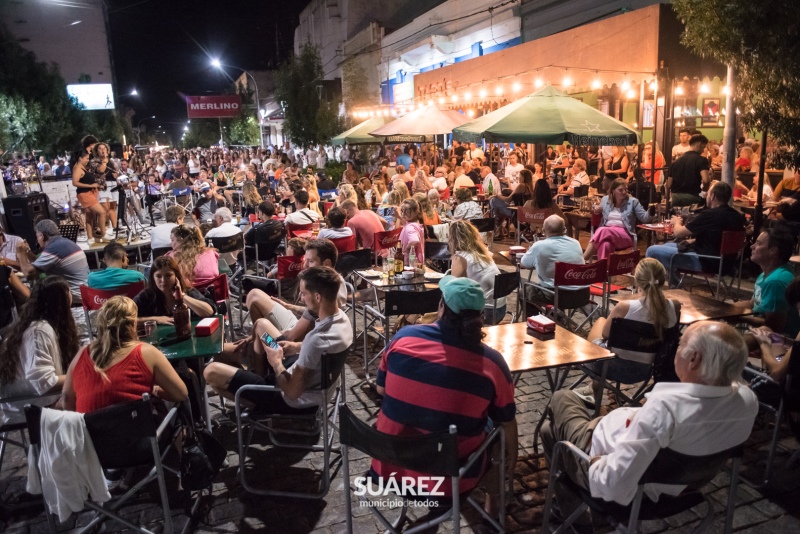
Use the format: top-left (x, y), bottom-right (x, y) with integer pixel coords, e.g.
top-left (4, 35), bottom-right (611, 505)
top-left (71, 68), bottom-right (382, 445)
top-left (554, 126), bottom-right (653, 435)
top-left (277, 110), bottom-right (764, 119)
top-left (2, 235), bottom-right (799, 533)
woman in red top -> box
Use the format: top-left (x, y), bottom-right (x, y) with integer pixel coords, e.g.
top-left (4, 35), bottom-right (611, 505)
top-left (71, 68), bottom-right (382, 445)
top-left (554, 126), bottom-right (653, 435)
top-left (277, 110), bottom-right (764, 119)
top-left (63, 296), bottom-right (187, 413)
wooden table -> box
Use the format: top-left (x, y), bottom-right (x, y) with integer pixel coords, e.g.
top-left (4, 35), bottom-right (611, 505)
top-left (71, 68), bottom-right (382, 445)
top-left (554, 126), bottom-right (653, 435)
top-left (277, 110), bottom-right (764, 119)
top-left (564, 210), bottom-right (593, 240)
top-left (484, 322), bottom-right (614, 453)
top-left (610, 289), bottom-right (752, 324)
top-left (155, 314), bottom-right (225, 430)
top-left (637, 222), bottom-right (674, 247)
top-left (352, 267), bottom-right (439, 290)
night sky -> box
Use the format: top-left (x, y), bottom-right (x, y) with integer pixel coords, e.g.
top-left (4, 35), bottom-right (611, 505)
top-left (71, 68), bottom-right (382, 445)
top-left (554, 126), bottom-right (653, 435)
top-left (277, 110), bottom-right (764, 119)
top-left (107, 0), bottom-right (311, 140)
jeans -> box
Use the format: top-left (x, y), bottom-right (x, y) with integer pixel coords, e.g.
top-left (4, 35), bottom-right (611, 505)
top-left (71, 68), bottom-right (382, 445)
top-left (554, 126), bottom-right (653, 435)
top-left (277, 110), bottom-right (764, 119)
top-left (645, 242), bottom-right (703, 286)
top-left (484, 304), bottom-right (507, 326)
top-left (489, 196), bottom-right (515, 218)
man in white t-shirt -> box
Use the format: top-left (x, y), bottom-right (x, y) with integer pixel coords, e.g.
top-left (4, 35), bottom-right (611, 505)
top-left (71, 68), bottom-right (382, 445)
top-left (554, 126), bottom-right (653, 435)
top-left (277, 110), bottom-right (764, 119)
top-left (205, 207), bottom-right (243, 265)
top-left (431, 166), bottom-right (449, 192)
top-left (467, 142), bottom-right (485, 164)
top-left (557, 159), bottom-right (590, 197)
top-left (671, 128), bottom-right (693, 160)
top-left (504, 151), bottom-right (525, 190)
top-left (149, 205), bottom-right (184, 251)
top-left (284, 190), bottom-right (320, 225)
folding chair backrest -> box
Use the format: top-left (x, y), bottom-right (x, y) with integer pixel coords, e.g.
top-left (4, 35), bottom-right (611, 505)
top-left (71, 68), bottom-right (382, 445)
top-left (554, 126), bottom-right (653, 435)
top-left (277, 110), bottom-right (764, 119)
top-left (607, 250), bottom-right (640, 277)
top-left (335, 249), bottom-right (373, 276)
top-left (151, 247), bottom-right (172, 261)
top-left (554, 259), bottom-right (608, 287)
top-left (384, 288), bottom-right (442, 317)
top-left (173, 187), bottom-right (192, 197)
top-left (277, 255), bottom-right (305, 280)
top-left (80, 281), bottom-right (146, 312)
top-left (469, 217), bottom-right (496, 234)
top-left (639, 444), bottom-right (743, 488)
top-left (374, 228), bottom-right (402, 253)
top-left (424, 241), bottom-right (451, 262)
top-left (322, 202), bottom-right (335, 216)
top-left (494, 271), bottom-right (521, 301)
top-left (319, 348), bottom-right (351, 390)
top-left (720, 231), bottom-right (746, 256)
top-left (207, 233), bottom-right (244, 255)
top-left (440, 187), bottom-right (450, 201)
top-left (329, 234), bottom-right (357, 253)
top-left (574, 184), bottom-right (590, 198)
top-left (194, 273), bottom-right (230, 302)
top-left (339, 405), bottom-right (460, 477)
top-left (607, 318), bottom-right (660, 365)
top-left (517, 206), bottom-right (553, 230)
top-left (83, 398), bottom-right (159, 469)
top-left (651, 322), bottom-right (682, 384)
top-left (286, 222), bottom-right (313, 238)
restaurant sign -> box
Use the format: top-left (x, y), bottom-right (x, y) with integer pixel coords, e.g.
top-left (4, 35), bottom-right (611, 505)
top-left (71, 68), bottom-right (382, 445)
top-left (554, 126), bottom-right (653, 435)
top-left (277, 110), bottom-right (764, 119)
top-left (186, 95), bottom-right (242, 119)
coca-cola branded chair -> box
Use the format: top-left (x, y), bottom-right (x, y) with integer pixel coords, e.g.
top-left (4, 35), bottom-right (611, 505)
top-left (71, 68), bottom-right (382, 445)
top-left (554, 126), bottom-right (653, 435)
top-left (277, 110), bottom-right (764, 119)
top-left (592, 250), bottom-right (640, 315)
top-left (372, 228), bottom-right (402, 266)
top-left (516, 206), bottom-right (553, 246)
top-left (329, 234), bottom-right (357, 254)
top-left (79, 282), bottom-right (146, 339)
top-left (523, 260), bottom-right (607, 333)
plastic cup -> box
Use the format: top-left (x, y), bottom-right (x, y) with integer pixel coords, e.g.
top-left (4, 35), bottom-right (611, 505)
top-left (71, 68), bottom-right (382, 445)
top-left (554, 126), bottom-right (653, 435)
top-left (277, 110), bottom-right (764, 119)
top-left (144, 320), bottom-right (158, 344)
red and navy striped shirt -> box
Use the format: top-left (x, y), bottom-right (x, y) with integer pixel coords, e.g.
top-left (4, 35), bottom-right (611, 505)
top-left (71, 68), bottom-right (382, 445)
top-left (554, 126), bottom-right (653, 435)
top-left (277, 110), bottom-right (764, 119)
top-left (373, 322), bottom-right (516, 496)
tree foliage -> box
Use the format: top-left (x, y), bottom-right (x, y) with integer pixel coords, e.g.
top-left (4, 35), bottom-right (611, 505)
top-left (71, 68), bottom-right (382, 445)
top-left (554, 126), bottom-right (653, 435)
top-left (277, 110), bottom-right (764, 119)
top-left (341, 60), bottom-right (375, 128)
top-left (275, 42), bottom-right (341, 148)
top-left (0, 25), bottom-right (127, 156)
top-left (673, 0), bottom-right (800, 168)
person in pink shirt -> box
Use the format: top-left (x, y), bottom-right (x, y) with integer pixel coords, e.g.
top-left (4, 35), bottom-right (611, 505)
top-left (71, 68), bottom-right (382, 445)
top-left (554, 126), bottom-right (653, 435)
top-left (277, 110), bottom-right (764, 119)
top-left (341, 200), bottom-right (387, 250)
top-left (398, 199), bottom-right (425, 267)
top-left (167, 224), bottom-right (219, 285)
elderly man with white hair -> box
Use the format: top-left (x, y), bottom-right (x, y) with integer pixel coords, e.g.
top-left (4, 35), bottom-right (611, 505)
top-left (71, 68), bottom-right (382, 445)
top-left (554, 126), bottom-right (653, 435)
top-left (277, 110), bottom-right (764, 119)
top-left (205, 207), bottom-right (242, 266)
top-left (541, 321), bottom-right (758, 526)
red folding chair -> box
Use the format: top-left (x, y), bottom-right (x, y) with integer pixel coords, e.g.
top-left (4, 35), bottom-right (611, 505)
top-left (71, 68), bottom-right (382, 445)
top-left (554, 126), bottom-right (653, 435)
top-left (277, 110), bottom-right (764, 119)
top-left (372, 227), bottom-right (402, 264)
top-left (248, 214), bottom-right (258, 223)
top-left (516, 206), bottom-right (553, 245)
top-left (592, 250), bottom-right (640, 314)
top-left (194, 273), bottom-right (234, 340)
top-left (672, 230), bottom-right (746, 300)
top-left (80, 282), bottom-right (146, 338)
top-left (523, 260), bottom-right (607, 332)
top-left (329, 234), bottom-right (357, 253)
top-left (439, 187), bottom-right (450, 201)
top-left (286, 222), bottom-right (313, 238)
top-left (322, 202), bottom-right (335, 216)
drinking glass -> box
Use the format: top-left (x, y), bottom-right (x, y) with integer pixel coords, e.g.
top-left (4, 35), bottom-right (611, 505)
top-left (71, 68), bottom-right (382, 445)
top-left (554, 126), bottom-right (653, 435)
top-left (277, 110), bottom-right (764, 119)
top-left (144, 320), bottom-right (158, 344)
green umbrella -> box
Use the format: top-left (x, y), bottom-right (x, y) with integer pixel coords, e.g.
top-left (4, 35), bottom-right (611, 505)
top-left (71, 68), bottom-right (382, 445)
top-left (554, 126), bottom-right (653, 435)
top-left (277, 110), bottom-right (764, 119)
top-left (453, 86), bottom-right (640, 146)
top-left (331, 116), bottom-right (392, 146)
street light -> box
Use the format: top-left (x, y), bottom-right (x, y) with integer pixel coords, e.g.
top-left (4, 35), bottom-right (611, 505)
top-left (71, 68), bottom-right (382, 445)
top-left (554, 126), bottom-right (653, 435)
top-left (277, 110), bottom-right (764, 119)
top-left (135, 115), bottom-right (156, 145)
top-left (211, 58), bottom-right (264, 148)
top-left (131, 89), bottom-right (138, 96)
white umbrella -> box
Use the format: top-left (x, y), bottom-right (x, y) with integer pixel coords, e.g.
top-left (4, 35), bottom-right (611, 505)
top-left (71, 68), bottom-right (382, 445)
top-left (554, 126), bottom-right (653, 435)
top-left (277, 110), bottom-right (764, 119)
top-left (369, 104), bottom-right (468, 142)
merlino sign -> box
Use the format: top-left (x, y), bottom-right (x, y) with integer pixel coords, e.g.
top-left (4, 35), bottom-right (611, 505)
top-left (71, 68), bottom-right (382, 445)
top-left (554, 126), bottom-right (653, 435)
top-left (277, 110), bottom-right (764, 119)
top-left (186, 95), bottom-right (242, 119)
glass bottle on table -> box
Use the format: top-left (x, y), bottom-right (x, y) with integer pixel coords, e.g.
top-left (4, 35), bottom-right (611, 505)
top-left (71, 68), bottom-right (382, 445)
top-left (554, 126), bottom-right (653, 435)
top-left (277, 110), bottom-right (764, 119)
top-left (387, 249), bottom-right (396, 277)
top-left (394, 247), bottom-right (404, 276)
top-left (173, 291), bottom-right (191, 340)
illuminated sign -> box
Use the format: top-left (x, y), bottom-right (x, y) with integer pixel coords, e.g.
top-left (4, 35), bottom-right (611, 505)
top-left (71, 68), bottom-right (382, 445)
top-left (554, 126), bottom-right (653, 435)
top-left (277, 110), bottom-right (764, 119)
top-left (67, 84), bottom-right (115, 110)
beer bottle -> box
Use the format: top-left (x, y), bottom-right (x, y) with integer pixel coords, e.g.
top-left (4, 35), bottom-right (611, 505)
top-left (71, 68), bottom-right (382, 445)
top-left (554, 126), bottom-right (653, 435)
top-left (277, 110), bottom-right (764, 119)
top-left (394, 247), bottom-right (404, 274)
top-left (173, 294), bottom-right (191, 340)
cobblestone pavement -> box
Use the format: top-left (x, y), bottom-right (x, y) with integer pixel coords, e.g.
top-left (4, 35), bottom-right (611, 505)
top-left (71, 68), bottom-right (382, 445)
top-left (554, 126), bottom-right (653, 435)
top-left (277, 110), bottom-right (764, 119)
top-left (2, 241), bottom-right (800, 533)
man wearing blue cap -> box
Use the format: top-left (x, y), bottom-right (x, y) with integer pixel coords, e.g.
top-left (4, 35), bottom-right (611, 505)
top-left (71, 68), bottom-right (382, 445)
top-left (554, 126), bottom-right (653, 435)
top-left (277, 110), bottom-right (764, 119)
top-left (372, 275), bottom-right (518, 516)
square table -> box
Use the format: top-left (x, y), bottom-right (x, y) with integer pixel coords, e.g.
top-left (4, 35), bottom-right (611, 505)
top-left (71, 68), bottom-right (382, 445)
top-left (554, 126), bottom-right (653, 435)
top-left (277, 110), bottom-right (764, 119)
top-left (483, 322), bottom-right (614, 453)
top-left (609, 289), bottom-right (752, 325)
top-left (154, 314), bottom-right (225, 431)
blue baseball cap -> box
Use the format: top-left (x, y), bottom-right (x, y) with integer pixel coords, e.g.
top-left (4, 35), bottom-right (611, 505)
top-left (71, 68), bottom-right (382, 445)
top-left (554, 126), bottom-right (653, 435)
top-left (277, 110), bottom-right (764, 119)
top-left (438, 275), bottom-right (485, 313)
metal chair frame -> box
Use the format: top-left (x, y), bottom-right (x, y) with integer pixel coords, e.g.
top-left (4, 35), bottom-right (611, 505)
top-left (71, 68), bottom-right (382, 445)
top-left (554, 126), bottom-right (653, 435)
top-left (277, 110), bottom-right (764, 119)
top-left (671, 231), bottom-right (746, 301)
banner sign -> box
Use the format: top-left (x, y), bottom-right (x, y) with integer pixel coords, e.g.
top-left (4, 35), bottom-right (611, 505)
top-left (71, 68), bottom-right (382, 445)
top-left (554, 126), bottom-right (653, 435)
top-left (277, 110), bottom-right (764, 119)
top-left (186, 95), bottom-right (242, 119)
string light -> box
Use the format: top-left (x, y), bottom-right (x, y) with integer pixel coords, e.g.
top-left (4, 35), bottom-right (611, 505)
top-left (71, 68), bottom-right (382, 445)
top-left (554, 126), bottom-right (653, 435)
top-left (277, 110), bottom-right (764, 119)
top-left (512, 82), bottom-right (521, 92)
top-left (699, 83), bottom-right (710, 93)
top-left (621, 79), bottom-right (631, 91)
top-left (562, 72), bottom-right (573, 87)
top-left (722, 85), bottom-right (730, 95)
top-left (479, 88), bottom-right (487, 98)
top-left (451, 94), bottom-right (459, 102)
top-left (591, 79), bottom-right (601, 90)
top-left (675, 86), bottom-right (684, 95)
top-left (534, 78), bottom-right (544, 88)
top-left (649, 80), bottom-right (658, 91)
top-left (438, 97), bottom-right (445, 105)
top-left (467, 109), bottom-right (475, 117)
top-left (383, 109), bottom-right (389, 116)
top-left (626, 89), bottom-right (636, 99)
top-left (464, 91), bottom-right (472, 99)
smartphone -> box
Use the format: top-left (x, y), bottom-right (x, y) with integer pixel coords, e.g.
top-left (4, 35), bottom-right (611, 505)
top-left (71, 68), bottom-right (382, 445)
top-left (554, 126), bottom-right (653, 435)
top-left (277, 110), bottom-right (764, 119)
top-left (260, 332), bottom-right (280, 350)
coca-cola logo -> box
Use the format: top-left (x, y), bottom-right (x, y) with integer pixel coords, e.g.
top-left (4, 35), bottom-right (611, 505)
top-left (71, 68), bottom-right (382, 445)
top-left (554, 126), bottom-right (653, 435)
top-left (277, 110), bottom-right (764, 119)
top-left (288, 262), bottom-right (303, 272)
top-left (381, 236), bottom-right (398, 245)
top-left (93, 295), bottom-right (107, 306)
top-left (563, 268), bottom-right (598, 281)
top-left (614, 258), bottom-right (636, 271)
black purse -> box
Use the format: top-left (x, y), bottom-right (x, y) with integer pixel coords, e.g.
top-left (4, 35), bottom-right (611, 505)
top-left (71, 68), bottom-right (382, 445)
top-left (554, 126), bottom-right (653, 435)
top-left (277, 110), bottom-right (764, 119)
top-left (178, 404), bottom-right (226, 491)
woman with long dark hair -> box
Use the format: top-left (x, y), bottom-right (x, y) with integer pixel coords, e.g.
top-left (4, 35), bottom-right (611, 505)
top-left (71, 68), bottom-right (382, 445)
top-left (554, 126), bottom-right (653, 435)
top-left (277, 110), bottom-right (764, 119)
top-left (134, 256), bottom-right (215, 325)
top-left (0, 277), bottom-right (79, 424)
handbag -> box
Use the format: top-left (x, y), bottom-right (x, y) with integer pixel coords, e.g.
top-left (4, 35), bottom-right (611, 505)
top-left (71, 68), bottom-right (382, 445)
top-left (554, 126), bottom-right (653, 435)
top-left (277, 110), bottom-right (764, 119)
top-left (178, 403), bottom-right (226, 491)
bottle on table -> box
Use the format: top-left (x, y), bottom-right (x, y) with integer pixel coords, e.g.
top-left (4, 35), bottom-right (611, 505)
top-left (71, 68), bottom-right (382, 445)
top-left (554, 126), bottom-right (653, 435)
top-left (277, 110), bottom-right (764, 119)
top-left (173, 294), bottom-right (191, 340)
top-left (409, 249), bottom-right (417, 273)
top-left (387, 249), bottom-right (396, 277)
top-left (487, 179), bottom-right (494, 197)
top-left (394, 248), bottom-right (404, 275)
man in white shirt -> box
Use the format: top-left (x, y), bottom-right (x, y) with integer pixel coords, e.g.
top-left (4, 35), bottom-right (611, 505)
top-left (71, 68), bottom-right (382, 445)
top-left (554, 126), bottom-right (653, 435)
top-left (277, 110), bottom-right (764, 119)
top-left (504, 151), bottom-right (525, 190)
top-left (557, 159), bottom-right (590, 197)
top-left (671, 128), bottom-right (693, 160)
top-left (541, 321), bottom-right (757, 526)
top-left (467, 142), bottom-right (485, 164)
top-left (205, 207), bottom-right (243, 265)
top-left (0, 229), bottom-right (24, 268)
top-left (480, 166), bottom-right (501, 195)
top-left (305, 146), bottom-right (318, 167)
top-left (431, 166), bottom-right (449, 192)
top-left (284, 190), bottom-right (320, 225)
top-left (318, 206), bottom-right (353, 240)
top-left (149, 205), bottom-right (184, 251)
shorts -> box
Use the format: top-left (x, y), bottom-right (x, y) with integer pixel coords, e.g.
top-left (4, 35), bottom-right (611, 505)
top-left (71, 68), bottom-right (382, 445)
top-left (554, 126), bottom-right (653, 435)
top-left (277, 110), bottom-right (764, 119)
top-left (228, 367), bottom-right (316, 414)
top-left (77, 190), bottom-right (99, 208)
top-left (266, 300), bottom-right (299, 332)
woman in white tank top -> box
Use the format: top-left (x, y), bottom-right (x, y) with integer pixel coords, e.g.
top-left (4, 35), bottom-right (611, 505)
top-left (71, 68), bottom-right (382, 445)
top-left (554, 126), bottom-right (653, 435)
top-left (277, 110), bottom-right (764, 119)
top-left (584, 258), bottom-right (682, 398)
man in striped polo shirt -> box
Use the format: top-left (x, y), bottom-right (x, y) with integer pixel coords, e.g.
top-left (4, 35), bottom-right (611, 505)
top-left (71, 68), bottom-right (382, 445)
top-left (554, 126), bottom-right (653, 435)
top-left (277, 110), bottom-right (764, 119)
top-left (373, 276), bottom-right (517, 516)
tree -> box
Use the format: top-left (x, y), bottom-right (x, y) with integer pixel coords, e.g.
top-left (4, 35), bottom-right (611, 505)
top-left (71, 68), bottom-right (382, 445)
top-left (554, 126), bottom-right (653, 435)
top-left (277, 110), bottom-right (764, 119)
top-left (673, 0), bottom-right (800, 168)
top-left (341, 59), bottom-right (375, 128)
top-left (275, 42), bottom-right (339, 148)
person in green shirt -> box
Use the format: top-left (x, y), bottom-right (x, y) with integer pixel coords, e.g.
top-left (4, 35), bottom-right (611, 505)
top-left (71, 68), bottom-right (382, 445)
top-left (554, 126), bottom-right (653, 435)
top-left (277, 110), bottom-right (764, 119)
top-left (87, 243), bottom-right (146, 291)
top-left (737, 226), bottom-right (797, 346)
